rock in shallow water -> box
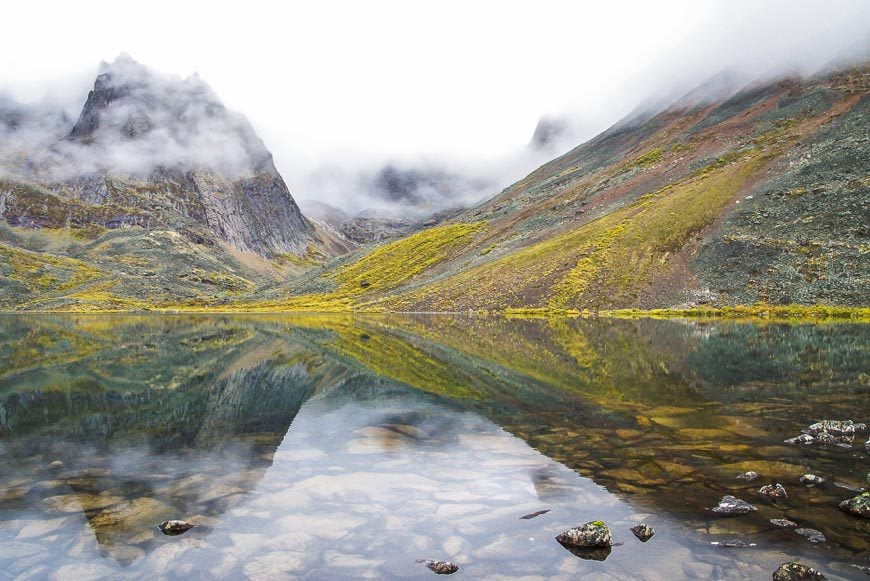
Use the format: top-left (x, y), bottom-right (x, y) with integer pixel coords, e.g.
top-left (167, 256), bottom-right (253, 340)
top-left (807, 420), bottom-right (865, 437)
top-left (772, 562), bottom-right (826, 580)
top-left (556, 521), bottom-right (612, 548)
top-left (519, 509), bottom-right (550, 520)
top-left (711, 495), bottom-right (757, 516)
top-left (630, 523), bottom-right (655, 542)
top-left (795, 528), bottom-right (826, 543)
top-left (838, 491), bottom-right (870, 518)
top-left (737, 471), bottom-right (759, 481)
top-left (416, 560), bottom-right (459, 575)
top-left (158, 520), bottom-right (196, 536)
top-left (785, 434), bottom-right (815, 445)
top-left (759, 483), bottom-right (788, 499)
top-left (800, 474), bottom-right (825, 487)
top-left (712, 539), bottom-right (756, 548)
top-left (770, 519), bottom-right (798, 528)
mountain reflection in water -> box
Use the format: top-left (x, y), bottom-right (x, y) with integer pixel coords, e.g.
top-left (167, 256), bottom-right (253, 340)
top-left (0, 315), bottom-right (867, 579)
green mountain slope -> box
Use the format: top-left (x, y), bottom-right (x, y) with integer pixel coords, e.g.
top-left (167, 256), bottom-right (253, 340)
top-left (274, 66), bottom-right (869, 314)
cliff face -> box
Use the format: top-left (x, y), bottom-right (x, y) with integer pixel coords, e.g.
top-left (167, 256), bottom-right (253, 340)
top-left (2, 54), bottom-right (312, 258)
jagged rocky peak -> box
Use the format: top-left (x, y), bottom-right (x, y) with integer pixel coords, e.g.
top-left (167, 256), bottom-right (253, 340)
top-left (63, 53), bottom-right (276, 177)
top-left (0, 54), bottom-right (313, 258)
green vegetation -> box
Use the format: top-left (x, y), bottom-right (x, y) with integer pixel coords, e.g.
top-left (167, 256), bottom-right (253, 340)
top-left (632, 147), bottom-right (664, 168)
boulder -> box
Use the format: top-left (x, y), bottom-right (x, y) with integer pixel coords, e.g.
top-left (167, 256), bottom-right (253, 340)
top-left (772, 562), bottom-right (826, 580)
top-left (759, 483), bottom-right (788, 499)
top-left (838, 491), bottom-right (870, 518)
top-left (555, 521), bottom-right (612, 548)
top-left (711, 495), bottom-right (757, 516)
top-left (158, 520), bottom-right (196, 536)
top-left (630, 523), bottom-right (655, 542)
top-left (416, 560), bottom-right (459, 575)
top-left (799, 474), bottom-right (825, 487)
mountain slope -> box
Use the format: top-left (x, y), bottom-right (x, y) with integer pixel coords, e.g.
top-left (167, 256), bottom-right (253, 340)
top-left (0, 56), bottom-right (353, 310)
top-left (273, 65), bottom-right (869, 314)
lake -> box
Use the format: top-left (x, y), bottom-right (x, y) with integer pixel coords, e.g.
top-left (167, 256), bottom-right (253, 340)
top-left (0, 314), bottom-right (867, 579)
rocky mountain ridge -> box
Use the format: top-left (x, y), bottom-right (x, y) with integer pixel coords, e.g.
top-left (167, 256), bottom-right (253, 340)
top-left (1, 55), bottom-right (314, 258)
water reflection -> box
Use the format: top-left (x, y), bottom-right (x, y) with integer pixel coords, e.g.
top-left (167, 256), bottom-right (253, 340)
top-left (0, 314), bottom-right (867, 579)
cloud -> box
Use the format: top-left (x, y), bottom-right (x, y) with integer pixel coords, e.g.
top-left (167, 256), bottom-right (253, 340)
top-left (1, 55), bottom-right (275, 182)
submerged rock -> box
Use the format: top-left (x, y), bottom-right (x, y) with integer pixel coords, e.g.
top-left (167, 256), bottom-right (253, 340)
top-left (711, 495), bottom-right (757, 516)
top-left (759, 483), bottom-right (788, 499)
top-left (834, 482), bottom-right (865, 493)
top-left (865, 439), bottom-right (870, 454)
top-left (416, 560), bottom-right (459, 575)
top-left (772, 562), bottom-right (826, 580)
top-left (555, 521), bottom-right (612, 548)
top-left (800, 474), bottom-right (825, 487)
top-left (158, 520), bottom-right (196, 536)
top-left (630, 523), bottom-right (655, 542)
top-left (736, 471), bottom-right (759, 481)
top-left (519, 509), bottom-right (550, 520)
top-left (785, 434), bottom-right (815, 445)
top-left (795, 528), bottom-right (826, 543)
top-left (838, 491), bottom-right (870, 518)
top-left (711, 539), bottom-right (756, 548)
top-left (770, 518), bottom-right (798, 528)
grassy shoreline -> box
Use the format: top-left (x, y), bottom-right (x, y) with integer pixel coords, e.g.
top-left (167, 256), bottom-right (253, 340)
top-left (2, 303), bottom-right (869, 323)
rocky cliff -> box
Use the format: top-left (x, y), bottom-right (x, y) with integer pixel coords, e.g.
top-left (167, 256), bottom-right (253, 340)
top-left (1, 55), bottom-right (312, 258)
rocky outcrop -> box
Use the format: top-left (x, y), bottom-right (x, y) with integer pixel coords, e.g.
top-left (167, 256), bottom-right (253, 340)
top-left (2, 54), bottom-right (312, 258)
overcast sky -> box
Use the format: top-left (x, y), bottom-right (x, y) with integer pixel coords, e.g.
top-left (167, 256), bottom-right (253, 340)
top-left (1, 0), bottom-right (868, 191)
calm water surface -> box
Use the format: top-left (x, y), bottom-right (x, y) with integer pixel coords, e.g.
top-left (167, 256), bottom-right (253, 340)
top-left (0, 315), bottom-right (867, 579)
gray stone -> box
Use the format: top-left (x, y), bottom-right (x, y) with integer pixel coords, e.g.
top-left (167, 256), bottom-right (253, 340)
top-left (711, 495), bottom-right (757, 516)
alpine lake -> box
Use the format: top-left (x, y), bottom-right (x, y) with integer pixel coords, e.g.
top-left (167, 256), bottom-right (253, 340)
top-left (0, 314), bottom-right (867, 580)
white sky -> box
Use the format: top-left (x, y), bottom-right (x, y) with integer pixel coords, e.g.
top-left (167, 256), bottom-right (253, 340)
top-left (1, 0), bottom-right (868, 181)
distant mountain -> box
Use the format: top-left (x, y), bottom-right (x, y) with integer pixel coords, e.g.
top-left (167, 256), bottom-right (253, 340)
top-left (275, 64), bottom-right (870, 313)
top-left (299, 200), bottom-right (414, 245)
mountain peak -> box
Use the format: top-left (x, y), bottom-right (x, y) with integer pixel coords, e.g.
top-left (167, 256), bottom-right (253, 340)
top-left (63, 57), bottom-right (274, 177)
